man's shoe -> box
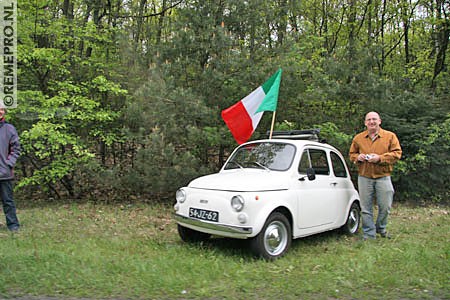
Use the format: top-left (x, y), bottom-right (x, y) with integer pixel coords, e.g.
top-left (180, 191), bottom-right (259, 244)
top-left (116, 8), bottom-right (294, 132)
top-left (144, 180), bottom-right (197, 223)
top-left (379, 232), bottom-right (391, 239)
top-left (363, 235), bottom-right (376, 241)
top-left (9, 227), bottom-right (20, 234)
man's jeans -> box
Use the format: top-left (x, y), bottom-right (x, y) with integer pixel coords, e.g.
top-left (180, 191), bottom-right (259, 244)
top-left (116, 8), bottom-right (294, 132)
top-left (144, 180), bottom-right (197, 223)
top-left (0, 180), bottom-right (20, 231)
top-left (358, 176), bottom-right (394, 239)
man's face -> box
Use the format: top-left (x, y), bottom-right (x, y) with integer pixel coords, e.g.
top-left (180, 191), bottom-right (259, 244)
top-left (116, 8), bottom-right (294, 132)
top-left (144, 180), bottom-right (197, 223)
top-left (0, 108), bottom-right (5, 119)
top-left (365, 112), bottom-right (381, 132)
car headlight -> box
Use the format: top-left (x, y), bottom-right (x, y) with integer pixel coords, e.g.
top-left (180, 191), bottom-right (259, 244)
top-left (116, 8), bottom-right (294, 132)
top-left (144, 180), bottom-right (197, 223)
top-left (231, 195), bottom-right (245, 212)
top-left (176, 189), bottom-right (186, 203)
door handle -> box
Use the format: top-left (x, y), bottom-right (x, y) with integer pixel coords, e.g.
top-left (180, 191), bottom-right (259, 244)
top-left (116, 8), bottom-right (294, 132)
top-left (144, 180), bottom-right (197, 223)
top-left (330, 182), bottom-right (338, 186)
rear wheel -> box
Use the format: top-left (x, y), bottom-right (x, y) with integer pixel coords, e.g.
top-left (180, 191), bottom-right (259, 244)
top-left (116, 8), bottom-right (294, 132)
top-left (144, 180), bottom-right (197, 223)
top-left (177, 224), bottom-right (211, 242)
top-left (341, 202), bottom-right (360, 234)
top-left (250, 212), bottom-right (292, 260)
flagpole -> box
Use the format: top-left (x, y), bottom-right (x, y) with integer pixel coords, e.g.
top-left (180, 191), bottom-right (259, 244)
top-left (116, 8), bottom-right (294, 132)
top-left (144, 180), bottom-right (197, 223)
top-left (269, 110), bottom-right (276, 139)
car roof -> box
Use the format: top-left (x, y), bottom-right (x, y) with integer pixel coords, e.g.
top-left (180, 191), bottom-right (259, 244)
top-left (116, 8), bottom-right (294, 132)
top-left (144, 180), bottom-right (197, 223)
top-left (243, 138), bottom-right (340, 153)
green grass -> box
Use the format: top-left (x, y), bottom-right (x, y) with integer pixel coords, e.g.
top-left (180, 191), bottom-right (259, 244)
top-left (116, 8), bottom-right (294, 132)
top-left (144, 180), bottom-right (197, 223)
top-left (0, 202), bottom-right (448, 299)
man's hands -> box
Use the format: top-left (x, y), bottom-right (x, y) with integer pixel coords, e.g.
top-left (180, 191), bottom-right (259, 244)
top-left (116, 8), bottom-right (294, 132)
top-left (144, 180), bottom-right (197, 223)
top-left (357, 153), bottom-right (381, 163)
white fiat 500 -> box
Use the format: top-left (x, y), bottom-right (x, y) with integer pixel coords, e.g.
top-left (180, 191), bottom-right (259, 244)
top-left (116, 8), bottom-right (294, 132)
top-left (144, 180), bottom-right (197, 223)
top-left (174, 130), bottom-right (361, 260)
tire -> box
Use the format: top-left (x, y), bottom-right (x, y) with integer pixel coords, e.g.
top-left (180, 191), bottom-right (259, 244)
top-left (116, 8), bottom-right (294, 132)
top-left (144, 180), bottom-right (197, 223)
top-left (177, 224), bottom-right (211, 242)
top-left (341, 202), bottom-right (360, 235)
top-left (250, 212), bottom-right (292, 260)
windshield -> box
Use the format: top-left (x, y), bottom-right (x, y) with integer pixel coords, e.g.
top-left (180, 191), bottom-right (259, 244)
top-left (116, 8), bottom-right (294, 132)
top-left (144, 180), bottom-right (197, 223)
top-left (224, 142), bottom-right (296, 171)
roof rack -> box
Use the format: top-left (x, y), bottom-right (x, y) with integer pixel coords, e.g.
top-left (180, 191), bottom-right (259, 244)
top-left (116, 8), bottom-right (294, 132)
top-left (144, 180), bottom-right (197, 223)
top-left (267, 129), bottom-right (321, 141)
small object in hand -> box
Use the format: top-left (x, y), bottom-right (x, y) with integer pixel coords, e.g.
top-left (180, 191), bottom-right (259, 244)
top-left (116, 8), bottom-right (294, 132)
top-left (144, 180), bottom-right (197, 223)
top-left (365, 154), bottom-right (374, 160)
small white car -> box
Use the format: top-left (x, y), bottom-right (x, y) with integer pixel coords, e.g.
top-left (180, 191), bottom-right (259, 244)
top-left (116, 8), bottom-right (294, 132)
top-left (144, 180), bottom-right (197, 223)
top-left (174, 130), bottom-right (361, 260)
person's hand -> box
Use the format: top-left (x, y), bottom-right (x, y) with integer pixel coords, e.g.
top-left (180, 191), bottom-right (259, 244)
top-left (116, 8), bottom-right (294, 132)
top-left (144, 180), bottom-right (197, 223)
top-left (367, 153), bottom-right (380, 163)
top-left (357, 154), bottom-right (367, 162)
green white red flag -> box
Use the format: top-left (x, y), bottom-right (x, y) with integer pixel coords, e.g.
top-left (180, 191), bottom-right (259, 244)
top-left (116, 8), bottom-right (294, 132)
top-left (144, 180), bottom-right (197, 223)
top-left (221, 69), bottom-right (282, 144)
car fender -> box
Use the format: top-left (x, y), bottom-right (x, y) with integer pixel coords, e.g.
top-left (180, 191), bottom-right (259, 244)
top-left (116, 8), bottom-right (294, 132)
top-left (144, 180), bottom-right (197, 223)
top-left (245, 189), bottom-right (297, 237)
top-left (340, 195), bottom-right (361, 225)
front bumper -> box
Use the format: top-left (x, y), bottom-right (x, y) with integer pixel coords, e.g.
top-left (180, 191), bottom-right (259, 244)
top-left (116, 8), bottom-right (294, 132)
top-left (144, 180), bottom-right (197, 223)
top-left (174, 213), bottom-right (253, 237)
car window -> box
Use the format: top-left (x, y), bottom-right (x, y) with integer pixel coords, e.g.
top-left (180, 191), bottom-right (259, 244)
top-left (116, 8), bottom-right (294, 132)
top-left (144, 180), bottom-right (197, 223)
top-left (225, 142), bottom-right (296, 171)
top-left (331, 151), bottom-right (347, 178)
top-left (298, 148), bottom-right (330, 175)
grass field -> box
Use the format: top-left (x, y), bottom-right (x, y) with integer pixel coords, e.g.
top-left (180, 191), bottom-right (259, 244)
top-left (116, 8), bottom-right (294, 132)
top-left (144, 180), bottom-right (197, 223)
top-left (0, 201), bottom-right (448, 299)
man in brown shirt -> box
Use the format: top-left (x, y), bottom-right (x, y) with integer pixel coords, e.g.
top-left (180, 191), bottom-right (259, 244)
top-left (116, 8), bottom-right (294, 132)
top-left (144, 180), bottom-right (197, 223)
top-left (349, 112), bottom-right (402, 240)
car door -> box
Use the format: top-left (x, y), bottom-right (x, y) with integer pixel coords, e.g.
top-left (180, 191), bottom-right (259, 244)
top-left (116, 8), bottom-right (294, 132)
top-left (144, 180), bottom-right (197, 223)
top-left (329, 151), bottom-right (355, 221)
top-left (296, 147), bottom-right (337, 229)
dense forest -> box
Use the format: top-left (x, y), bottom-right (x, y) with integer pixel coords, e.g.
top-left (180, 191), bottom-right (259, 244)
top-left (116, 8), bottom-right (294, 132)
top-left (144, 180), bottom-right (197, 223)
top-left (11, 0), bottom-right (449, 204)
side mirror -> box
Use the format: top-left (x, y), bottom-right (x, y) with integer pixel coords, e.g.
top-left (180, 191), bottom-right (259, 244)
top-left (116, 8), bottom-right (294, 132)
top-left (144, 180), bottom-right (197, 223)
top-left (299, 168), bottom-right (316, 181)
top-left (306, 167), bottom-right (316, 181)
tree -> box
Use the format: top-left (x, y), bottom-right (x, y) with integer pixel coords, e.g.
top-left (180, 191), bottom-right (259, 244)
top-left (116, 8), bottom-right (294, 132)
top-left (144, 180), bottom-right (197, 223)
top-left (12, 0), bottom-right (449, 203)
top-left (16, 0), bottom-right (125, 197)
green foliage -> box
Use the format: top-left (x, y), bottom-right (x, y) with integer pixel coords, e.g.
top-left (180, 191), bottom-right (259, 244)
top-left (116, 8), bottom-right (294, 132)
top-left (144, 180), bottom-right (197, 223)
top-left (14, 1), bottom-right (127, 197)
top-left (396, 115), bottom-right (450, 202)
top-left (15, 74), bottom-right (123, 195)
top-left (16, 46), bottom-right (125, 195)
top-left (98, 71), bottom-right (216, 199)
top-left (119, 130), bottom-right (209, 198)
top-left (12, 0), bottom-right (450, 203)
top-left (315, 122), bottom-right (353, 154)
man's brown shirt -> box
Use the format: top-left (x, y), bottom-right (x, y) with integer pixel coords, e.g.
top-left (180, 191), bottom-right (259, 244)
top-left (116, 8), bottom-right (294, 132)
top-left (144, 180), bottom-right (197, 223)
top-left (349, 128), bottom-right (402, 178)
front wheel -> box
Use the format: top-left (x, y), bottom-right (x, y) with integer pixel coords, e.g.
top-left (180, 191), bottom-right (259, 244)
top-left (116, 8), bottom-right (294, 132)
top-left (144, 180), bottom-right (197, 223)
top-left (177, 224), bottom-right (211, 242)
top-left (250, 212), bottom-right (292, 260)
top-left (341, 202), bottom-right (360, 235)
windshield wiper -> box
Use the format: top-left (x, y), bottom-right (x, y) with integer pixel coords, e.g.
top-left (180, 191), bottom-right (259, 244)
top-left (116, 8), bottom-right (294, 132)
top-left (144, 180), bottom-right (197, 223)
top-left (250, 161), bottom-right (270, 171)
top-left (226, 161), bottom-right (243, 169)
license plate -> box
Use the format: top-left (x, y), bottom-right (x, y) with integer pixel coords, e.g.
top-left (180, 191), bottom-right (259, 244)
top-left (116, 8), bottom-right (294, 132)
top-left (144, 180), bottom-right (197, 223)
top-left (189, 208), bottom-right (219, 222)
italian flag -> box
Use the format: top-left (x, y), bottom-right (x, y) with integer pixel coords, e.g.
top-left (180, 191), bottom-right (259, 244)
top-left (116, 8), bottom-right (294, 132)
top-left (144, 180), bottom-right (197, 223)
top-left (221, 69), bottom-right (282, 144)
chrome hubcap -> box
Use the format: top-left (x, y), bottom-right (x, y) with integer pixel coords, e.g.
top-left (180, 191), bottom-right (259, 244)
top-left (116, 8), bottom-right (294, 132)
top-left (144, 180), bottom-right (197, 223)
top-left (264, 221), bottom-right (288, 256)
top-left (348, 208), bottom-right (359, 233)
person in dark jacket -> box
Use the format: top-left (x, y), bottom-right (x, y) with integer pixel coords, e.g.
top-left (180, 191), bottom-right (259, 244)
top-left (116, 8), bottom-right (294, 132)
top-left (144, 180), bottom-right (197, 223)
top-left (0, 107), bottom-right (21, 232)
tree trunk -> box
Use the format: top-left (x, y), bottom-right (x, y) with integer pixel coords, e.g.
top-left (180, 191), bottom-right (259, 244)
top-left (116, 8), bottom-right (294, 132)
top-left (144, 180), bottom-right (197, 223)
top-left (431, 0), bottom-right (449, 88)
